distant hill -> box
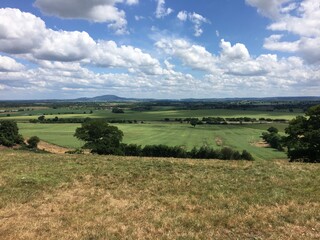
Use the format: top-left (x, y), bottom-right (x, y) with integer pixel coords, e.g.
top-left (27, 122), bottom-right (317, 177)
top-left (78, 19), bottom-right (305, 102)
top-left (75, 95), bottom-right (131, 102)
top-left (69, 95), bottom-right (320, 103)
top-left (1, 95), bottom-right (320, 103)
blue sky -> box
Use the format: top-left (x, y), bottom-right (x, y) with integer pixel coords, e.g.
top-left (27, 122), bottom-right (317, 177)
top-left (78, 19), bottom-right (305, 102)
top-left (0, 0), bottom-right (319, 100)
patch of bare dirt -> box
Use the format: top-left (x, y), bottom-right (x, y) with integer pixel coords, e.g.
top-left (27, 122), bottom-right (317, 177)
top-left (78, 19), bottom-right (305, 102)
top-left (251, 140), bottom-right (269, 148)
top-left (37, 141), bottom-right (71, 154)
top-left (215, 137), bottom-right (223, 146)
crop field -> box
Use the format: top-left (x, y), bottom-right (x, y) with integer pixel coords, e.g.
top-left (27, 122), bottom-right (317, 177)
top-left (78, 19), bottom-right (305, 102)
top-left (0, 150), bottom-right (319, 239)
top-left (18, 122), bottom-right (288, 160)
top-left (2, 108), bottom-right (300, 122)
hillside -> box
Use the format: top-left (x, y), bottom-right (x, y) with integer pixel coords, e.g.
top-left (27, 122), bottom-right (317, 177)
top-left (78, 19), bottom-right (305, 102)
top-left (0, 150), bottom-right (319, 239)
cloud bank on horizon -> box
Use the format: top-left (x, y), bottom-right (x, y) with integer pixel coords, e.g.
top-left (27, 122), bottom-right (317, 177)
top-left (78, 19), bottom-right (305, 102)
top-left (0, 0), bottom-right (319, 99)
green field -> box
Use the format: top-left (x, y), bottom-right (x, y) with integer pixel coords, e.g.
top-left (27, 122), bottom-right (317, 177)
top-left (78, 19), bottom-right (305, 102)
top-left (18, 122), bottom-right (288, 160)
top-left (18, 123), bottom-right (83, 149)
top-left (0, 150), bottom-right (319, 239)
top-left (2, 108), bottom-right (300, 122)
top-left (4, 106), bottom-right (302, 160)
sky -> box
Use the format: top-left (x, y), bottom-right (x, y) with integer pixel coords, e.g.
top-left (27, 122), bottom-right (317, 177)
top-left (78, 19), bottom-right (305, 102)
top-left (0, 0), bottom-right (319, 100)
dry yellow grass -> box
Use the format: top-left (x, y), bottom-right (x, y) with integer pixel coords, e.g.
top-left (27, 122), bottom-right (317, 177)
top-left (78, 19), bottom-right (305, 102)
top-left (0, 151), bottom-right (319, 239)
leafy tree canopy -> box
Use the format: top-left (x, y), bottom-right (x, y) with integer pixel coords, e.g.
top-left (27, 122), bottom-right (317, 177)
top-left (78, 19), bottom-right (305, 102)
top-left (74, 119), bottom-right (123, 155)
top-left (0, 120), bottom-right (24, 147)
top-left (284, 105), bottom-right (320, 162)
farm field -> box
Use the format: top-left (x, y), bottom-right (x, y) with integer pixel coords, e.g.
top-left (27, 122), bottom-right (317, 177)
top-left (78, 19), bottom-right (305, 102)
top-left (0, 150), bottom-right (319, 239)
top-left (2, 108), bottom-right (300, 122)
top-left (18, 123), bottom-right (83, 149)
top-left (18, 122), bottom-right (288, 160)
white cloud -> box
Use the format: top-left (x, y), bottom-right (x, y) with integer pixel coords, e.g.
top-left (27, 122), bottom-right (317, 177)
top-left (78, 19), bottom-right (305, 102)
top-left (245, 0), bottom-right (292, 19)
top-left (220, 39), bottom-right (250, 61)
top-left (0, 8), bottom-right (164, 74)
top-left (155, 0), bottom-right (173, 18)
top-left (248, 0), bottom-right (320, 64)
top-left (134, 15), bottom-right (144, 21)
top-left (0, 8), bottom-right (46, 54)
top-left (34, 0), bottom-right (133, 34)
top-left (177, 11), bottom-right (187, 21)
top-left (188, 12), bottom-right (210, 37)
top-left (34, 30), bottom-right (96, 62)
top-left (155, 38), bottom-right (218, 73)
top-left (176, 11), bottom-right (210, 37)
top-left (126, 0), bottom-right (139, 5)
top-left (92, 40), bottom-right (163, 75)
top-left (263, 35), bottom-right (299, 52)
top-left (155, 37), bottom-right (320, 96)
top-left (0, 56), bottom-right (25, 72)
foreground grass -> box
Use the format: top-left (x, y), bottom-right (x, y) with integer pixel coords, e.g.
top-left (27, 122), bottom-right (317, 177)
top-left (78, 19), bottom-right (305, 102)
top-left (0, 150), bottom-right (319, 239)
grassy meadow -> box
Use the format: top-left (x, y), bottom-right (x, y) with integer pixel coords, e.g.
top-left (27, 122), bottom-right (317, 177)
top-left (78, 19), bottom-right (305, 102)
top-left (18, 122), bottom-right (288, 160)
top-left (0, 150), bottom-right (319, 239)
top-left (5, 106), bottom-right (298, 160)
top-left (1, 108), bottom-right (300, 122)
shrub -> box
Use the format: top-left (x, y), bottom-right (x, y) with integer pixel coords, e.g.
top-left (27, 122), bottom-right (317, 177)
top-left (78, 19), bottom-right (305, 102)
top-left (220, 147), bottom-right (234, 160)
top-left (241, 150), bottom-right (254, 161)
top-left (27, 136), bottom-right (40, 149)
top-left (121, 144), bottom-right (142, 156)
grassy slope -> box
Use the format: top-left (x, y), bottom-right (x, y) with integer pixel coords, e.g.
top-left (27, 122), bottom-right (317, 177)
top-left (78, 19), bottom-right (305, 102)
top-left (18, 123), bottom-right (83, 149)
top-left (0, 150), bottom-right (319, 239)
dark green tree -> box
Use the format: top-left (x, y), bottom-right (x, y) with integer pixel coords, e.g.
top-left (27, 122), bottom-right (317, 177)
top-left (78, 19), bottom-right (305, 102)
top-left (74, 119), bottom-right (124, 155)
top-left (38, 115), bottom-right (45, 122)
top-left (0, 120), bottom-right (24, 147)
top-left (27, 136), bottom-right (40, 149)
top-left (190, 118), bottom-right (198, 127)
top-left (284, 105), bottom-right (320, 162)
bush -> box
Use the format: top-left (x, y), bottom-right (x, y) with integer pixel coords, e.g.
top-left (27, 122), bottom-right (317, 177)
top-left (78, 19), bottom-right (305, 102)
top-left (220, 147), bottom-right (235, 160)
top-left (121, 144), bottom-right (142, 156)
top-left (241, 150), bottom-right (254, 161)
top-left (27, 136), bottom-right (40, 149)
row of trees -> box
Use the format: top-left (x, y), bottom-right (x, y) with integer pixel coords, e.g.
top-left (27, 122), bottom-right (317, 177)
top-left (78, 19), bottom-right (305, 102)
top-left (167, 117), bottom-right (288, 126)
top-left (74, 119), bottom-right (254, 160)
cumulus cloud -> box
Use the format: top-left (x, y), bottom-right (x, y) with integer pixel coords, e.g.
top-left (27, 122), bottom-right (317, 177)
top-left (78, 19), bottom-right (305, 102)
top-left (247, 0), bottom-right (320, 64)
top-left (0, 8), bottom-right (163, 74)
top-left (177, 11), bottom-right (187, 21)
top-left (34, 30), bottom-right (96, 62)
top-left (92, 40), bottom-right (163, 75)
top-left (0, 56), bottom-right (25, 72)
top-left (155, 0), bottom-right (173, 18)
top-left (220, 39), bottom-right (250, 61)
top-left (155, 38), bottom-right (218, 73)
top-left (177, 11), bottom-right (210, 37)
top-left (34, 0), bottom-right (136, 34)
top-left (155, 37), bottom-right (320, 95)
top-left (0, 8), bottom-right (46, 54)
